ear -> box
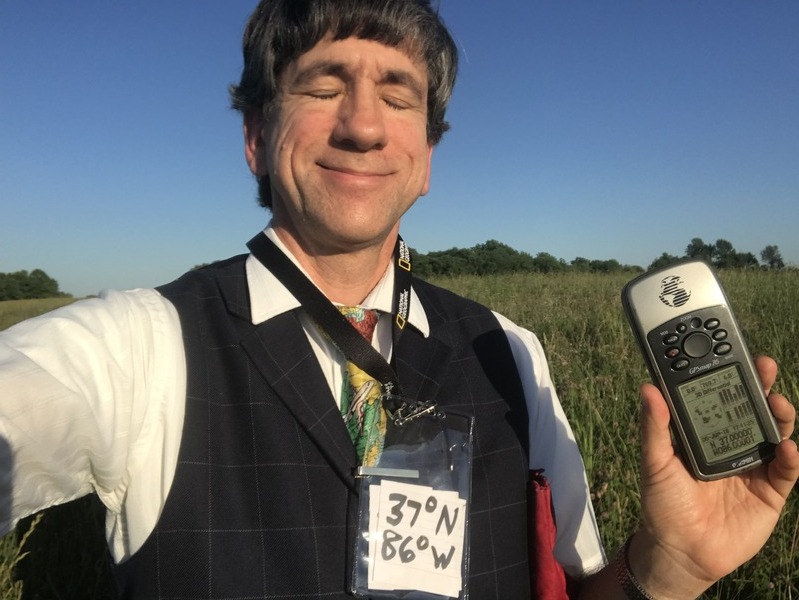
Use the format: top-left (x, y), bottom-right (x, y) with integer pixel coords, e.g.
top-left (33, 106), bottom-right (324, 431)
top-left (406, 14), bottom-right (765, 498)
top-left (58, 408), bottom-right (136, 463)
top-left (243, 109), bottom-right (268, 177)
top-left (420, 144), bottom-right (434, 196)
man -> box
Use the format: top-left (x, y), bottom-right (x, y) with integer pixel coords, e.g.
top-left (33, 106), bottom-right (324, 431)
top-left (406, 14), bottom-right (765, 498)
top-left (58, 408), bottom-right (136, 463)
top-left (1, 1), bottom-right (797, 598)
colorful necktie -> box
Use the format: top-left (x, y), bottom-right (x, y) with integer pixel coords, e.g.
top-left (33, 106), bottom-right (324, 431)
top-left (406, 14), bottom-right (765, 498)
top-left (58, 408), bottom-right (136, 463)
top-left (338, 306), bottom-right (386, 466)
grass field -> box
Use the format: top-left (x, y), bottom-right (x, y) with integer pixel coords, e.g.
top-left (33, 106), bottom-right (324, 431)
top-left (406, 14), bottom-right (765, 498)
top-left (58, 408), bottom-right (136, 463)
top-left (0, 297), bottom-right (77, 331)
top-left (1, 270), bottom-right (797, 598)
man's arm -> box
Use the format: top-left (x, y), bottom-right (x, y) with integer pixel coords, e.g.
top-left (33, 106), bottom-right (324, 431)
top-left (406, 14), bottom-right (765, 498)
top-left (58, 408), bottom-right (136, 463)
top-left (575, 356), bottom-right (799, 599)
top-left (495, 312), bottom-right (607, 575)
top-left (0, 289), bottom-right (186, 561)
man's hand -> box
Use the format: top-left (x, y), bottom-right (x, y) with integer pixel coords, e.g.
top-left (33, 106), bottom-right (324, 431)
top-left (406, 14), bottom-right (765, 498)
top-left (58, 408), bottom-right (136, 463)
top-left (631, 355), bottom-right (799, 598)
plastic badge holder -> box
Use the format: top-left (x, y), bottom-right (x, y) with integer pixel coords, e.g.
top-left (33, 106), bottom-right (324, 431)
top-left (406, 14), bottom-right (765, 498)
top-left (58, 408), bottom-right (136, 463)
top-left (351, 410), bottom-right (474, 600)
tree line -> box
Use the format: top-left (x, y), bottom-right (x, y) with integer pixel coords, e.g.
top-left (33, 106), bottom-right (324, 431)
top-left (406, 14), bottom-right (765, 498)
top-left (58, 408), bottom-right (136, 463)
top-left (410, 240), bottom-right (640, 278)
top-left (0, 270), bottom-right (69, 301)
top-left (3, 238), bottom-right (788, 300)
top-left (411, 238), bottom-right (788, 278)
top-left (648, 238), bottom-right (785, 271)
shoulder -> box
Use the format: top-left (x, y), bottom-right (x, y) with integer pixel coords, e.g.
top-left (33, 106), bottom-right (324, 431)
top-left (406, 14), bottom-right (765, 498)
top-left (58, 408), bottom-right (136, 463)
top-left (157, 254), bottom-right (248, 296)
top-left (412, 278), bottom-right (544, 355)
top-left (491, 310), bottom-right (548, 368)
top-left (412, 277), bottom-right (497, 327)
top-left (156, 254), bottom-right (250, 320)
top-left (0, 288), bottom-right (177, 344)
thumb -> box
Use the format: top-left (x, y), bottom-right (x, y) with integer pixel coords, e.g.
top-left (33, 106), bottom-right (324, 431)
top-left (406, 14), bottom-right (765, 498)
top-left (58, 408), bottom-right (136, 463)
top-left (767, 438), bottom-right (799, 501)
top-left (640, 383), bottom-right (676, 479)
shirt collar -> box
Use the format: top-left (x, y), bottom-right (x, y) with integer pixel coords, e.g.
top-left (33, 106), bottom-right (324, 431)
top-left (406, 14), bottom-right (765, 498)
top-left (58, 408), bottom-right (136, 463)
top-left (246, 225), bottom-right (430, 337)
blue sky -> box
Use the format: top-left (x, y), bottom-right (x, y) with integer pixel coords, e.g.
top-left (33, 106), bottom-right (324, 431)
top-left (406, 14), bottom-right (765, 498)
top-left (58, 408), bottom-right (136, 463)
top-left (2, 1), bottom-right (797, 297)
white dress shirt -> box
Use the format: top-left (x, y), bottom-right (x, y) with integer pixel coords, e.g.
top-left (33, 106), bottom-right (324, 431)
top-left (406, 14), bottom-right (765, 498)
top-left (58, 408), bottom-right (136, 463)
top-left (0, 227), bottom-right (605, 575)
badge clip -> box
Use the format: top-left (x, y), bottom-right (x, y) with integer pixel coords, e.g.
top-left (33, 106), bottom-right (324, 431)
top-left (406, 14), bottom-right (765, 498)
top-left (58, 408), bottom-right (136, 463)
top-left (355, 466), bottom-right (420, 479)
top-left (387, 399), bottom-right (441, 427)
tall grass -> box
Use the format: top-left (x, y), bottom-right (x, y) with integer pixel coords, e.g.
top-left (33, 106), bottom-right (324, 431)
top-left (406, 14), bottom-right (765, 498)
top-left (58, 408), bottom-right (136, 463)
top-left (433, 269), bottom-right (799, 599)
top-left (0, 271), bottom-right (797, 598)
top-left (0, 297), bottom-right (76, 331)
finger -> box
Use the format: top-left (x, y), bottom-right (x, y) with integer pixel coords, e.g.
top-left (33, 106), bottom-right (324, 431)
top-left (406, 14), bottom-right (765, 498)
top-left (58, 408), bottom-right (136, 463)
top-left (768, 392), bottom-right (797, 441)
top-left (768, 438), bottom-right (799, 500)
top-left (639, 383), bottom-right (675, 477)
top-left (754, 356), bottom-right (778, 396)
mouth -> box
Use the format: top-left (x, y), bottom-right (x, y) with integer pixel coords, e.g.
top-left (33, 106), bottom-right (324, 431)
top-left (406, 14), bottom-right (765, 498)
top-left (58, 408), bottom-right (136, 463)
top-left (318, 162), bottom-right (391, 178)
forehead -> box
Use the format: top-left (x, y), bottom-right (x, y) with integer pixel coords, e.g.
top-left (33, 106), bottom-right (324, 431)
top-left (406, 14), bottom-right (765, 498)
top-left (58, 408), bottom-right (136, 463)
top-left (285, 36), bottom-right (429, 87)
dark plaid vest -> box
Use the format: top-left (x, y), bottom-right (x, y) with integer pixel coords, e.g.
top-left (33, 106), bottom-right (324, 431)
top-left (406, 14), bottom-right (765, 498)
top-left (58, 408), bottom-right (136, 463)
top-left (115, 254), bottom-right (531, 599)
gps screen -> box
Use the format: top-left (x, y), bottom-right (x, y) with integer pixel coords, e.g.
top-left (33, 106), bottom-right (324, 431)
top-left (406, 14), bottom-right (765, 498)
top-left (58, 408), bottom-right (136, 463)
top-left (677, 364), bottom-right (765, 464)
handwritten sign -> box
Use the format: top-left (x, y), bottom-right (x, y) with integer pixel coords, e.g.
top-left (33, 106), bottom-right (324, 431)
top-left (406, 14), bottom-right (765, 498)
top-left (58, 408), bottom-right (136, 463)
top-left (368, 480), bottom-right (466, 597)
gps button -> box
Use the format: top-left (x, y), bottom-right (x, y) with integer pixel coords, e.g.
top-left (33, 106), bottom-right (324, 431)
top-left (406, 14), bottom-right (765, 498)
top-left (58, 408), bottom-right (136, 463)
top-left (683, 332), bottom-right (712, 358)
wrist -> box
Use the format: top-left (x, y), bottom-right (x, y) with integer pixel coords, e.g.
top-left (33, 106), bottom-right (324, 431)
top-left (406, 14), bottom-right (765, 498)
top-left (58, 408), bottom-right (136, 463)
top-left (615, 535), bottom-right (656, 600)
top-left (619, 530), bottom-right (713, 600)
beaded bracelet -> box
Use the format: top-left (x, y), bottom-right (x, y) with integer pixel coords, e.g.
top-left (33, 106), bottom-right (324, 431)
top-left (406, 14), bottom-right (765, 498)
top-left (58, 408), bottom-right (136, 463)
top-left (615, 535), bottom-right (657, 600)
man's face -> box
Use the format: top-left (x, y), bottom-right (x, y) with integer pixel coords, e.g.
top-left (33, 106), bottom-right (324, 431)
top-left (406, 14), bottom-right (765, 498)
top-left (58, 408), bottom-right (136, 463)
top-left (246, 36), bottom-right (433, 255)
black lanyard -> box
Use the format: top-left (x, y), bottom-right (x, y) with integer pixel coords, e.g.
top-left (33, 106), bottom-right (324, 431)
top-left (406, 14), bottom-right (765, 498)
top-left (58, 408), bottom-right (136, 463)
top-left (246, 232), bottom-right (412, 416)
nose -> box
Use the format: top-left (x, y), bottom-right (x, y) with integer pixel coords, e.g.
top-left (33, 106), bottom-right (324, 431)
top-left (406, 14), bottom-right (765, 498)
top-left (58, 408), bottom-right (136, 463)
top-left (332, 85), bottom-right (387, 151)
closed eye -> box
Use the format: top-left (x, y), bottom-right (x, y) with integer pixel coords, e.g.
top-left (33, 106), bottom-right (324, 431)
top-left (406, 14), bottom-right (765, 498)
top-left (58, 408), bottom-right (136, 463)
top-left (383, 96), bottom-right (409, 111)
top-left (307, 90), bottom-right (340, 100)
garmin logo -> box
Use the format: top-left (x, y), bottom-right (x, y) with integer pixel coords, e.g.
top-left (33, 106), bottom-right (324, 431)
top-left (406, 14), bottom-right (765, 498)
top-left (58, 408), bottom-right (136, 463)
top-left (689, 359), bottom-right (719, 375)
top-left (659, 275), bottom-right (691, 307)
top-left (731, 456), bottom-right (755, 469)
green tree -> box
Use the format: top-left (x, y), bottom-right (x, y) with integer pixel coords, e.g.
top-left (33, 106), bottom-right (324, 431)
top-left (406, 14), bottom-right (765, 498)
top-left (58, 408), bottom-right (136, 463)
top-left (588, 258), bottom-right (623, 273)
top-left (471, 240), bottom-right (535, 275)
top-left (424, 247), bottom-right (472, 276)
top-left (760, 245), bottom-right (784, 269)
top-left (648, 252), bottom-right (681, 270)
top-left (531, 252), bottom-right (566, 273)
top-left (731, 252), bottom-right (759, 269)
top-left (570, 257), bottom-right (591, 272)
top-left (0, 273), bottom-right (22, 301)
top-left (685, 237), bottom-right (714, 262)
top-left (0, 269), bottom-right (65, 301)
top-left (27, 269), bottom-right (60, 298)
top-left (712, 239), bottom-right (737, 268)
top-left (408, 248), bottom-right (431, 278)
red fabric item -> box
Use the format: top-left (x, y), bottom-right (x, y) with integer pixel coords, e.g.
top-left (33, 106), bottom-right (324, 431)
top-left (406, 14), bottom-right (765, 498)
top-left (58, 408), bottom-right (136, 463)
top-left (528, 469), bottom-right (569, 599)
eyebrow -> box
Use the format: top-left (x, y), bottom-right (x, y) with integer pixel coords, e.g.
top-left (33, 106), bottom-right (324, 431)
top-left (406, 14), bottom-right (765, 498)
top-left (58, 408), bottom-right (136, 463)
top-left (382, 69), bottom-right (426, 103)
top-left (290, 60), bottom-right (426, 102)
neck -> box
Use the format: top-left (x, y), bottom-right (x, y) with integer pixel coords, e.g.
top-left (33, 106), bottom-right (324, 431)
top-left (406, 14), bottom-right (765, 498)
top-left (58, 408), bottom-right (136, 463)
top-left (272, 224), bottom-right (398, 305)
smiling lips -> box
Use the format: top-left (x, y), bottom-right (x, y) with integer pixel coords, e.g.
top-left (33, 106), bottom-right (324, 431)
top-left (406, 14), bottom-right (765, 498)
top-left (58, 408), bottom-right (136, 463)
top-left (318, 162), bottom-right (392, 179)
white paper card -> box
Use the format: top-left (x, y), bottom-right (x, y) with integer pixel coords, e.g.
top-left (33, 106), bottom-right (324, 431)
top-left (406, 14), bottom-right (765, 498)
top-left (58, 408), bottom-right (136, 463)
top-left (368, 480), bottom-right (466, 597)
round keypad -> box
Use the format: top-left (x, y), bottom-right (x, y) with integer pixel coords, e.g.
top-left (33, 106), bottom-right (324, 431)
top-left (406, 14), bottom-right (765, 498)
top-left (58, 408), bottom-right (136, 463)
top-left (660, 316), bottom-right (731, 371)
